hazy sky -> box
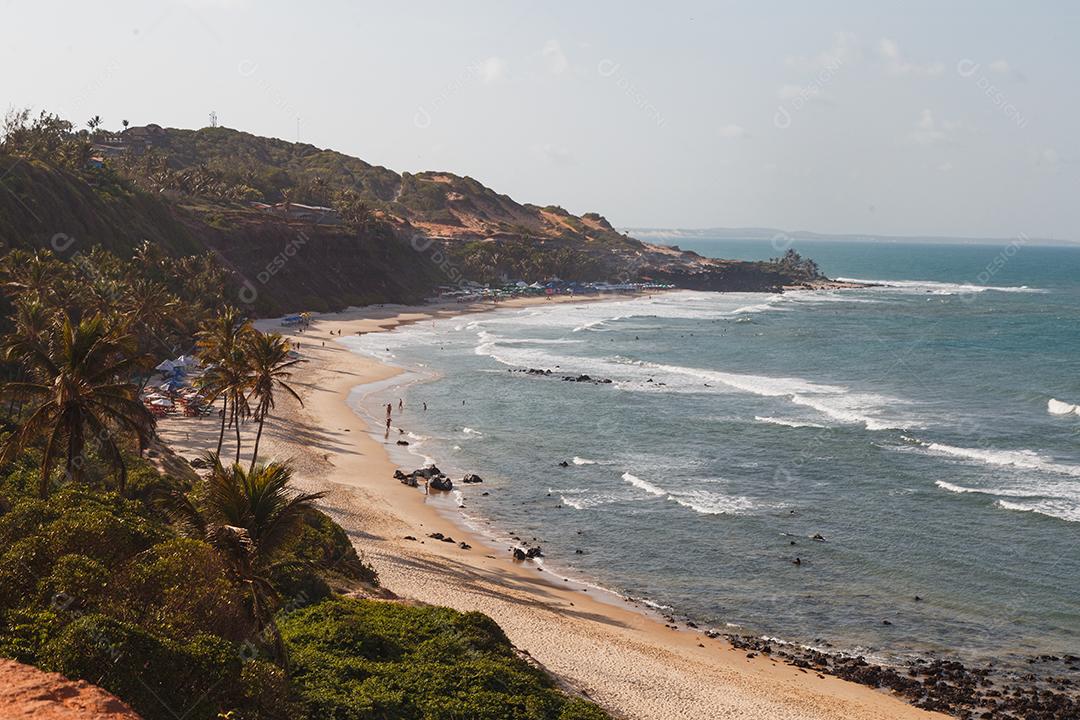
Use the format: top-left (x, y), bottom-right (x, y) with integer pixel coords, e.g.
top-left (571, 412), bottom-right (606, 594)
top-left (2, 1), bottom-right (1076, 239)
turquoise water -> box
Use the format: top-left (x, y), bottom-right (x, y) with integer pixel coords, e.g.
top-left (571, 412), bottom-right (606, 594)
top-left (343, 238), bottom-right (1080, 668)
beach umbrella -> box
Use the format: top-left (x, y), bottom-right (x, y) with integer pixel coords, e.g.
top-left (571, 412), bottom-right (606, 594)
top-left (155, 359), bottom-right (176, 373)
top-left (150, 397), bottom-right (174, 407)
top-left (160, 378), bottom-right (185, 392)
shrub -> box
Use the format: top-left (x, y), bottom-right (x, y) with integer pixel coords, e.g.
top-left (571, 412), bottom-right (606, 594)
top-left (37, 554), bottom-right (110, 610)
top-left (280, 597), bottom-right (610, 720)
top-left (113, 537), bottom-right (253, 642)
top-left (269, 508), bottom-right (378, 605)
top-left (40, 614), bottom-right (285, 720)
top-left (0, 608), bottom-right (64, 661)
top-left (35, 488), bottom-right (164, 562)
top-left (0, 535), bottom-right (53, 609)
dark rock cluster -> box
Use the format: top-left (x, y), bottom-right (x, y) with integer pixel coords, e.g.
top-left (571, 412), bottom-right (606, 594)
top-left (394, 465), bottom-right (453, 490)
top-left (509, 368), bottom-right (613, 384)
top-left (722, 634), bottom-right (1079, 719)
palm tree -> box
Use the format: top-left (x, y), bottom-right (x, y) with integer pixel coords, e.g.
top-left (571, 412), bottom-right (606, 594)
top-left (0, 249), bottom-right (69, 306)
top-left (1, 298), bottom-right (53, 421)
top-left (163, 455), bottom-right (326, 661)
top-left (0, 314), bottom-right (155, 497)
top-left (124, 277), bottom-right (180, 357)
top-left (244, 332), bottom-right (302, 470)
top-left (195, 308), bottom-right (252, 458)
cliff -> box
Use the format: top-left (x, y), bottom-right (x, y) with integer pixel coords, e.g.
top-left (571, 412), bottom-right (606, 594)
top-left (0, 122), bottom-right (827, 314)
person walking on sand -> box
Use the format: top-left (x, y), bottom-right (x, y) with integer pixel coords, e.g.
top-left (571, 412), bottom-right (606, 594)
top-left (398, 398), bottom-right (403, 411)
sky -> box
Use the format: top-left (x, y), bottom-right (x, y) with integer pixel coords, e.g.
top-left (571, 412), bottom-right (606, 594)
top-left (1, 0), bottom-right (1077, 240)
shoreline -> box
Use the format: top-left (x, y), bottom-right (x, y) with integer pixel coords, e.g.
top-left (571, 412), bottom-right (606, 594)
top-left (156, 293), bottom-right (944, 720)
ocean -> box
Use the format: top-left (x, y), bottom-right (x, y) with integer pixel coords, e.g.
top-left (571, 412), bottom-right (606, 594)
top-left (341, 238), bottom-right (1080, 672)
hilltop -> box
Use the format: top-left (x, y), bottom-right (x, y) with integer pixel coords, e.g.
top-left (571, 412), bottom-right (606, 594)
top-left (0, 114), bottom-right (829, 315)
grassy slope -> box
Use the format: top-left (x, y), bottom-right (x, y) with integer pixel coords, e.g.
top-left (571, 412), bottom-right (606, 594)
top-left (0, 155), bottom-right (203, 257)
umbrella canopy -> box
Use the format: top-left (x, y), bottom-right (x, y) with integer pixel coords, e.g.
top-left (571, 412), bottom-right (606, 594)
top-left (155, 359), bottom-right (176, 373)
top-left (172, 354), bottom-right (197, 367)
top-left (150, 398), bottom-right (174, 407)
top-left (160, 379), bottom-right (185, 391)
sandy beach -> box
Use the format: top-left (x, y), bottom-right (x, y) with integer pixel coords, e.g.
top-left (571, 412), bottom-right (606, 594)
top-left (156, 295), bottom-right (945, 720)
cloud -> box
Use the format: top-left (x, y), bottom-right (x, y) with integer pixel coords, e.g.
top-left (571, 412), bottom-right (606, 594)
top-left (878, 38), bottom-right (944, 76)
top-left (475, 57), bottom-right (507, 84)
top-left (717, 124), bottom-right (746, 139)
top-left (542, 40), bottom-right (569, 75)
top-left (909, 109), bottom-right (962, 145)
top-left (785, 32), bottom-right (858, 73)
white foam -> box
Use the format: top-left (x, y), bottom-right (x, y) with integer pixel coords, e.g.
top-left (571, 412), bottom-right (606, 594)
top-left (475, 337), bottom-right (913, 432)
top-left (835, 277), bottom-right (1045, 294)
top-left (731, 297), bottom-right (785, 314)
top-left (622, 473), bottom-right (762, 515)
top-left (996, 499), bottom-right (1080, 523)
top-left (935, 480), bottom-right (983, 494)
top-left (669, 490), bottom-right (758, 515)
top-left (462, 427), bottom-right (484, 437)
top-left (622, 472), bottom-right (666, 496)
top-left (755, 416), bottom-right (828, 429)
top-left (922, 442), bottom-right (1080, 478)
top-left (1048, 398), bottom-right (1080, 416)
top-left (572, 456), bottom-right (597, 465)
top-left (560, 495), bottom-right (589, 510)
top-left (572, 315), bottom-right (625, 332)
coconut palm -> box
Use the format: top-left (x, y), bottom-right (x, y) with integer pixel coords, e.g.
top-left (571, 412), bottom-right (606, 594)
top-left (1, 298), bottom-right (53, 421)
top-left (124, 277), bottom-right (180, 357)
top-left (0, 249), bottom-right (69, 306)
top-left (163, 454), bottom-right (326, 661)
top-left (244, 332), bottom-right (302, 470)
top-left (195, 308), bottom-right (252, 457)
top-left (0, 314), bottom-right (155, 497)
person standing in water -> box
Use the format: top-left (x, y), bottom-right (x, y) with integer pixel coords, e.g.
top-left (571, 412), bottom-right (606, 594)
top-left (423, 402), bottom-right (427, 411)
top-left (398, 398), bottom-right (403, 411)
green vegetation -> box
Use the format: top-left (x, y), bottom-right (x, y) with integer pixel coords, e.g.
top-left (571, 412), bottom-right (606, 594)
top-left (0, 111), bottom-right (441, 316)
top-left (451, 240), bottom-right (603, 284)
top-left (0, 112), bottom-right (610, 718)
top-left (281, 598), bottom-right (609, 720)
top-left (770, 249), bottom-right (821, 281)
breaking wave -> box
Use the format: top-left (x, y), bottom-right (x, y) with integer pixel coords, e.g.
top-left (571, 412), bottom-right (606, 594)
top-left (1048, 398), bottom-right (1080, 416)
top-left (836, 277), bottom-right (1044, 295)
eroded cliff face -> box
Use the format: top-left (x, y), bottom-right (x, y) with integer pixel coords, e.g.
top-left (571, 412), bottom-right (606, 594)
top-left (1, 141), bottom-right (825, 317)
